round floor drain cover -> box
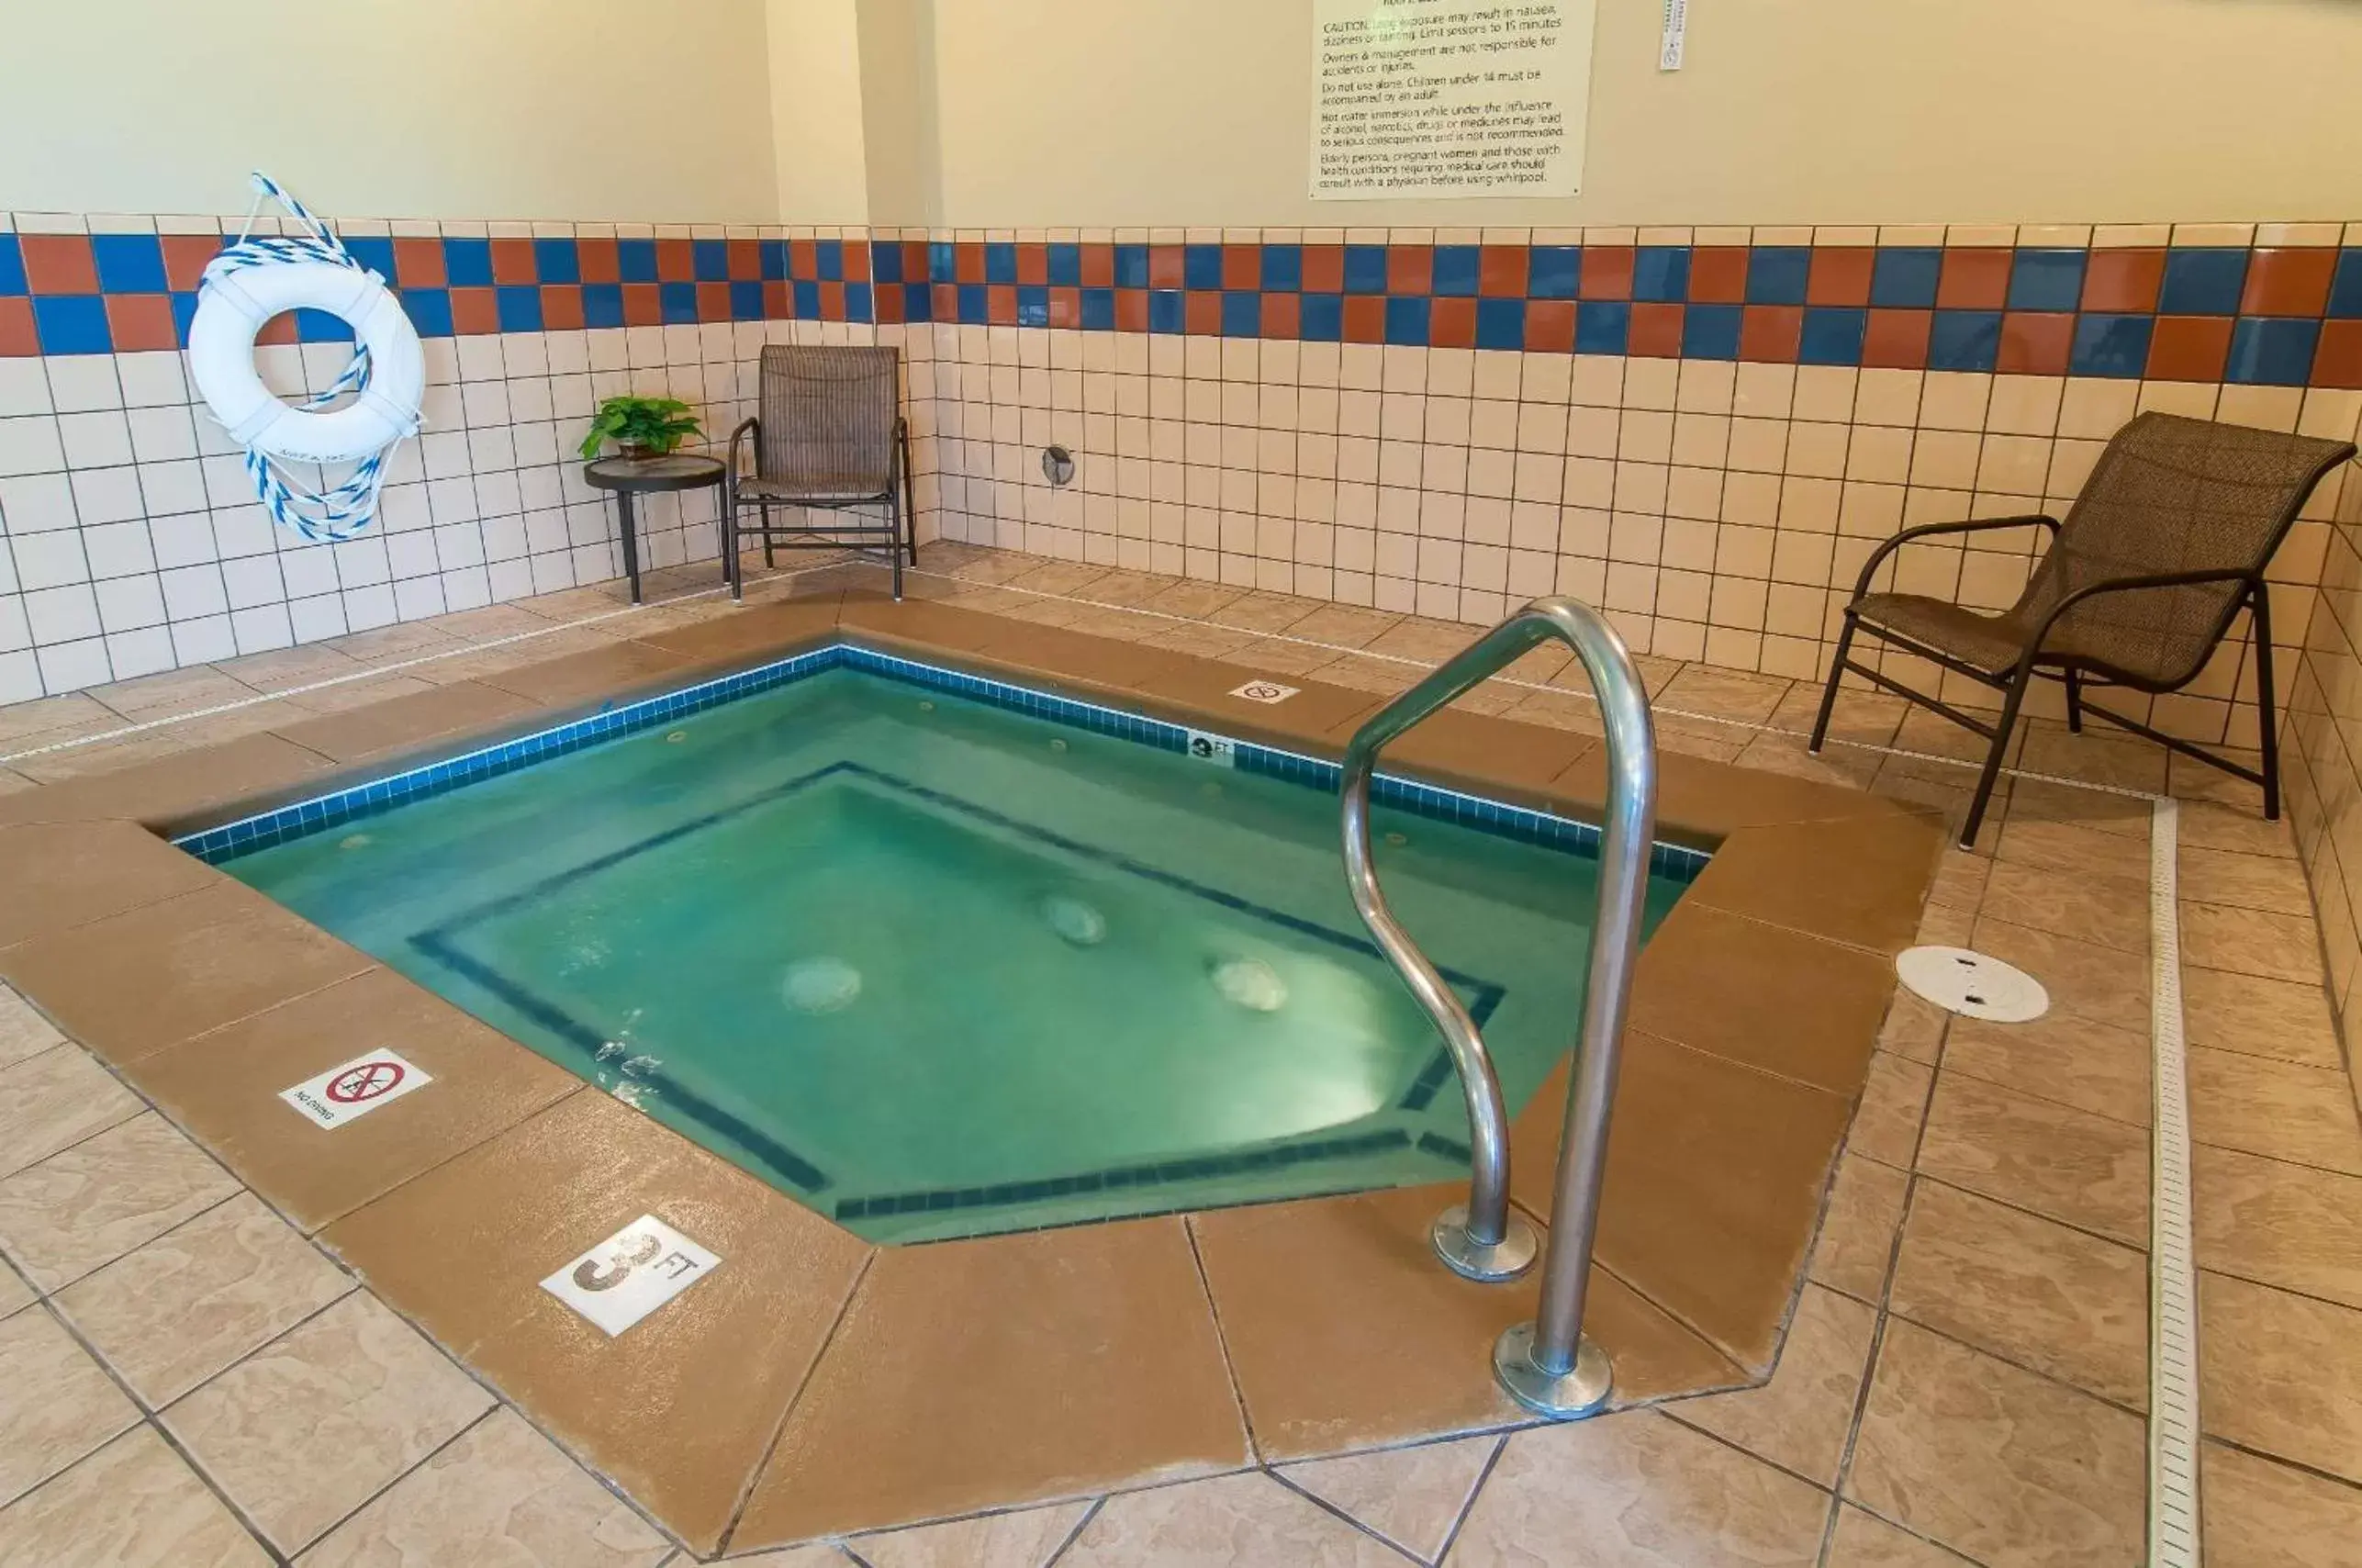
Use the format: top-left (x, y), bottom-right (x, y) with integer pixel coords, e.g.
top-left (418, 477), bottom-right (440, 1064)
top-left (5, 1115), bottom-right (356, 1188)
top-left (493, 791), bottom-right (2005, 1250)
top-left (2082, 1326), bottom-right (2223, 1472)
top-left (1894, 946), bottom-right (2049, 1023)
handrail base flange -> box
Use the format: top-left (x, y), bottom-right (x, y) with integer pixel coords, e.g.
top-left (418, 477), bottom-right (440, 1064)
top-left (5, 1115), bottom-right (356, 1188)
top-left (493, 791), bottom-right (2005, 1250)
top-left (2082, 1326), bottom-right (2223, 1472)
top-left (1493, 1321), bottom-right (1613, 1418)
top-left (1431, 1204), bottom-right (1539, 1283)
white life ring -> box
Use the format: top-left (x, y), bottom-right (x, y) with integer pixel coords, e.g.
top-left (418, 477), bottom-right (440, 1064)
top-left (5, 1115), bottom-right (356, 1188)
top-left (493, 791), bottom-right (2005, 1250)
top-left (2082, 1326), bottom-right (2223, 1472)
top-left (187, 261), bottom-right (422, 464)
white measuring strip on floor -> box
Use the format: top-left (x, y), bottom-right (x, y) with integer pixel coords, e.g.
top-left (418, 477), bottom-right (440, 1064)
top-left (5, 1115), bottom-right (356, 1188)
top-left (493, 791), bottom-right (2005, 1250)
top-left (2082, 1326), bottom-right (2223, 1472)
top-left (2147, 797), bottom-right (2202, 1567)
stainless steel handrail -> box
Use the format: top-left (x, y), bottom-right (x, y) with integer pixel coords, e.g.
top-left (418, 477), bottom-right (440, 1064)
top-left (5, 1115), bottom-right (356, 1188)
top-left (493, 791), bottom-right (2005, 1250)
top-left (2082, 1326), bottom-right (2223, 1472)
top-left (1338, 595), bottom-right (1657, 1418)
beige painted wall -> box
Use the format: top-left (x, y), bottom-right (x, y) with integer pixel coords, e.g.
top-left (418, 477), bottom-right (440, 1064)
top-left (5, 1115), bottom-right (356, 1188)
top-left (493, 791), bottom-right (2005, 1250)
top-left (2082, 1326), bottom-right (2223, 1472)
top-left (768, 0), bottom-right (874, 223)
top-left (0, 0), bottom-right (778, 222)
top-left (924, 0), bottom-right (2362, 228)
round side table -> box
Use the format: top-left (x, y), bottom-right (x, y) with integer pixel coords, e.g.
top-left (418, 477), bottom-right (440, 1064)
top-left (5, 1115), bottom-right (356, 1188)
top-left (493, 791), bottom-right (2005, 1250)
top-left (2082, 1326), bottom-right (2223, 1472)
top-left (583, 454), bottom-right (727, 603)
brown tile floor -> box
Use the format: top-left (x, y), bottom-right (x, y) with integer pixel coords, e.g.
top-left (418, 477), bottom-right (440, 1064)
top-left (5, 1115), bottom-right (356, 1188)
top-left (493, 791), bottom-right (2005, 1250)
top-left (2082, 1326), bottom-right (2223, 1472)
top-left (0, 542), bottom-right (2356, 1563)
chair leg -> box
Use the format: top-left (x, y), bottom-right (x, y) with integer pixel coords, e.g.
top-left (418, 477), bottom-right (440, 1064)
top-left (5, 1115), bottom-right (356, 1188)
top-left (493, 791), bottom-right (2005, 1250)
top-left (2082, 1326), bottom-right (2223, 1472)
top-left (1808, 614), bottom-right (1859, 754)
top-left (725, 491), bottom-right (743, 601)
top-left (2064, 667), bottom-right (2083, 734)
top-left (901, 423), bottom-right (920, 566)
top-left (1961, 663), bottom-right (2034, 850)
top-left (762, 502), bottom-right (776, 567)
top-left (2252, 586), bottom-right (2280, 820)
top-left (890, 498), bottom-right (905, 600)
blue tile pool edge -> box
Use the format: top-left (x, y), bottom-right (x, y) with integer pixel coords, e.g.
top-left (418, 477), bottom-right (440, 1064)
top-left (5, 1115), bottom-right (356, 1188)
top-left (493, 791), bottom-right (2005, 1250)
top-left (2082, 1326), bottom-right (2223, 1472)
top-left (171, 641), bottom-right (1713, 884)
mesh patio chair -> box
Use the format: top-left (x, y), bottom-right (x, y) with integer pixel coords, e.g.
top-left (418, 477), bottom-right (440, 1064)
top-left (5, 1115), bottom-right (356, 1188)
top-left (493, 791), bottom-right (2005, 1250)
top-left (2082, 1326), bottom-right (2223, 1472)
top-left (1808, 411), bottom-right (2355, 848)
top-left (724, 344), bottom-right (916, 599)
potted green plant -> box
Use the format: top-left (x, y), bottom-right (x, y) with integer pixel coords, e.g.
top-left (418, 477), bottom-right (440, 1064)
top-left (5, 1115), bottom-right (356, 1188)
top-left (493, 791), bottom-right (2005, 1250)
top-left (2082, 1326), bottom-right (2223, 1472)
top-left (579, 396), bottom-right (701, 461)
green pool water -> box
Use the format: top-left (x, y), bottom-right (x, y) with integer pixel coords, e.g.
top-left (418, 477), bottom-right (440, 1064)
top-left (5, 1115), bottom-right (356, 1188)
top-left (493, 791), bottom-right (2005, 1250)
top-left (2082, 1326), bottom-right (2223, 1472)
top-left (223, 666), bottom-right (1689, 1242)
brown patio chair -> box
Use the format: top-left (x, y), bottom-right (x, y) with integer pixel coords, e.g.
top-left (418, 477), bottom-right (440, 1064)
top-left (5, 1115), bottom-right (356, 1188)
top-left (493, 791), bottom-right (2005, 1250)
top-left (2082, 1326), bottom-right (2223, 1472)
top-left (1808, 411), bottom-right (2355, 847)
top-left (724, 344), bottom-right (917, 599)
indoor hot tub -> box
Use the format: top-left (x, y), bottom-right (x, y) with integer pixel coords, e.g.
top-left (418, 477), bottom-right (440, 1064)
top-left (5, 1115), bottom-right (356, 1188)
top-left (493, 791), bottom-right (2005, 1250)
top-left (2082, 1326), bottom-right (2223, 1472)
top-left (187, 645), bottom-right (1699, 1242)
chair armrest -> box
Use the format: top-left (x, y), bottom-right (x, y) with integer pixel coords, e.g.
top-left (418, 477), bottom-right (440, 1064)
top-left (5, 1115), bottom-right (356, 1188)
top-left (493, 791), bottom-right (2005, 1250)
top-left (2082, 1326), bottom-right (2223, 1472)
top-left (1849, 514), bottom-right (2060, 600)
top-left (2016, 566), bottom-right (2257, 667)
top-left (727, 416), bottom-right (758, 477)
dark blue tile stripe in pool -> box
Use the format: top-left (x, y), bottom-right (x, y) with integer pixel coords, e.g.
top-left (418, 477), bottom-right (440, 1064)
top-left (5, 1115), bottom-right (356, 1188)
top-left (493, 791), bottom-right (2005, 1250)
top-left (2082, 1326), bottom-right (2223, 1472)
top-left (174, 642), bottom-right (1712, 884)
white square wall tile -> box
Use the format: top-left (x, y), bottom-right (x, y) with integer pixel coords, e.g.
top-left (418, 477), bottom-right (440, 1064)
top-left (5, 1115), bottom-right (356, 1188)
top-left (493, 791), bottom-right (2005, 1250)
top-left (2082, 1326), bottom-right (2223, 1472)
top-left (68, 465), bottom-right (143, 526)
top-left (56, 410), bottom-right (133, 468)
top-left (0, 593), bottom-right (28, 652)
top-left (113, 352), bottom-right (189, 409)
top-left (137, 460), bottom-right (210, 517)
top-left (103, 625), bottom-right (175, 678)
top-left (0, 471), bottom-right (76, 532)
top-left (34, 636), bottom-right (111, 695)
top-left (80, 519), bottom-right (156, 577)
top-left (286, 593), bottom-right (348, 644)
top-left (125, 406), bottom-right (197, 464)
top-left (95, 574), bottom-right (167, 633)
top-left (10, 531), bottom-right (89, 591)
top-left (229, 602), bottom-right (294, 654)
top-left (0, 361), bottom-right (52, 419)
top-left (0, 415), bottom-right (65, 478)
top-left (159, 564), bottom-right (229, 621)
top-left (169, 614), bottom-right (238, 665)
top-left (40, 356), bottom-right (122, 414)
top-left (0, 648), bottom-right (40, 705)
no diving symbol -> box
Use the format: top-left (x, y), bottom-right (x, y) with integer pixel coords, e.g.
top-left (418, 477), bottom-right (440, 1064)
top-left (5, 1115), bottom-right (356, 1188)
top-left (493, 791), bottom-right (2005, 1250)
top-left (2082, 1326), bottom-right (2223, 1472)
top-left (326, 1060), bottom-right (405, 1103)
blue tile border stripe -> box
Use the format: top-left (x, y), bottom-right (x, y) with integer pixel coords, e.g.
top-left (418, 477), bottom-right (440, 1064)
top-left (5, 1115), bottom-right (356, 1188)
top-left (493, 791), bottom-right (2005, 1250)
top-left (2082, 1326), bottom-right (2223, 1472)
top-left (10, 228), bottom-right (2360, 387)
top-left (173, 640), bottom-right (1711, 884)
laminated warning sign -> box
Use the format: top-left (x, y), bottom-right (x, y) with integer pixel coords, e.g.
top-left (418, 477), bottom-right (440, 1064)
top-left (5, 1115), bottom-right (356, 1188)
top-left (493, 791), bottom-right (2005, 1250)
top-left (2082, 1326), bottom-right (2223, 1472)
top-left (279, 1049), bottom-right (432, 1128)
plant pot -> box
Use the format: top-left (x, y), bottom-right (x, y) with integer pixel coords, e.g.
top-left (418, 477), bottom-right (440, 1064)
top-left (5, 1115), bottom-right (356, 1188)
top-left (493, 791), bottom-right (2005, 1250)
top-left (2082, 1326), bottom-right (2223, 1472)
top-left (618, 442), bottom-right (657, 462)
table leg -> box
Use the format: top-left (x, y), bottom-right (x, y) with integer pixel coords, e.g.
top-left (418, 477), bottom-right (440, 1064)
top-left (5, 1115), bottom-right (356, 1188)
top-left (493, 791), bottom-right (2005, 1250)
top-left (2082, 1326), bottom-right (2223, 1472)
top-left (616, 489), bottom-right (642, 604)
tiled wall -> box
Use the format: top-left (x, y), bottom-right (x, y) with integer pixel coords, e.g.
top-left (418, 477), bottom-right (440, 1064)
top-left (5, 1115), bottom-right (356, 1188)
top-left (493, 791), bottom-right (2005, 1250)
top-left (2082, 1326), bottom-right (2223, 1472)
top-left (0, 214), bottom-right (918, 705)
top-left (2287, 443), bottom-right (2362, 1044)
top-left (8, 211), bottom-right (2362, 755)
top-left (912, 222), bottom-right (2362, 747)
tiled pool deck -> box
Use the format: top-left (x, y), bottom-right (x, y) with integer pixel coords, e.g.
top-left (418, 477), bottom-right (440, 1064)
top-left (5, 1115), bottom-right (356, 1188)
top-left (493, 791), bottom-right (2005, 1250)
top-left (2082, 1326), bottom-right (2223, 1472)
top-left (0, 543), bottom-right (2353, 1565)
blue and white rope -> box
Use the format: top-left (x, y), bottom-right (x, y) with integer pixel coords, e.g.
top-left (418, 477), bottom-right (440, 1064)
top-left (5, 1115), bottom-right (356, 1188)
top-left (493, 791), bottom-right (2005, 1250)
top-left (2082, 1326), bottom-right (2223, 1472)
top-left (202, 173), bottom-right (408, 543)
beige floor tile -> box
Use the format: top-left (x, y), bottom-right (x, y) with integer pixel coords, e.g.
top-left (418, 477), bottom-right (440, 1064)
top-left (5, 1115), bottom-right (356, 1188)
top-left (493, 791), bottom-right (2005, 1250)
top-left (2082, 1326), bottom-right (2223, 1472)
top-left (2178, 799), bottom-right (2299, 857)
top-left (1060, 1473), bottom-right (1396, 1567)
top-left (2180, 845), bottom-right (2315, 916)
top-left (1849, 1053), bottom-right (1935, 1168)
top-left (721, 1549), bottom-right (856, 1568)
top-left (1808, 1152), bottom-right (1911, 1304)
top-left (2182, 902), bottom-right (2325, 986)
top-left (1276, 1434), bottom-right (1497, 1562)
top-left (162, 1292), bottom-right (494, 1554)
top-left (1916, 1072), bottom-right (2148, 1246)
top-left (1448, 1410), bottom-right (1830, 1566)
top-left (1669, 1283), bottom-right (1877, 1486)
top-left (0, 1113), bottom-right (241, 1291)
top-left (0, 1047), bottom-right (142, 1182)
top-left (2181, 965), bottom-right (2344, 1068)
top-left (60, 1193), bottom-right (353, 1406)
top-left (1966, 918), bottom-right (2148, 1034)
top-left (0, 1269), bottom-right (27, 1318)
top-left (1993, 816), bottom-right (2149, 884)
top-left (296, 1408), bottom-right (669, 1568)
top-left (1939, 1014), bottom-right (2149, 1126)
top-left (2200, 1439), bottom-right (2362, 1568)
top-left (0, 1426), bottom-right (266, 1568)
top-left (2199, 1271), bottom-right (2362, 1484)
top-left (732, 1217), bottom-right (1246, 1546)
top-left (1876, 991), bottom-right (1947, 1067)
top-left (1845, 1319), bottom-right (2144, 1568)
top-left (0, 989), bottom-right (64, 1071)
top-left (849, 1499), bottom-right (1094, 1568)
top-left (1888, 1181), bottom-right (2146, 1408)
top-left (0, 1306), bottom-right (140, 1506)
top-left (1660, 665), bottom-right (1790, 724)
top-left (2188, 1047), bottom-right (2362, 1175)
top-left (1977, 860), bottom-right (2148, 954)
top-left (1924, 850), bottom-right (1989, 912)
top-left (2193, 1144), bottom-right (2362, 1308)
top-left (1823, 1506), bottom-right (1976, 1566)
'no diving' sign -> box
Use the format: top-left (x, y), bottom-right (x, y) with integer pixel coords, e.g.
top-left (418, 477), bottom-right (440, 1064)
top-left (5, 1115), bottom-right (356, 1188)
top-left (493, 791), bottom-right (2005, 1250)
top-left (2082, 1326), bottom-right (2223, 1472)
top-left (280, 1049), bottom-right (432, 1128)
